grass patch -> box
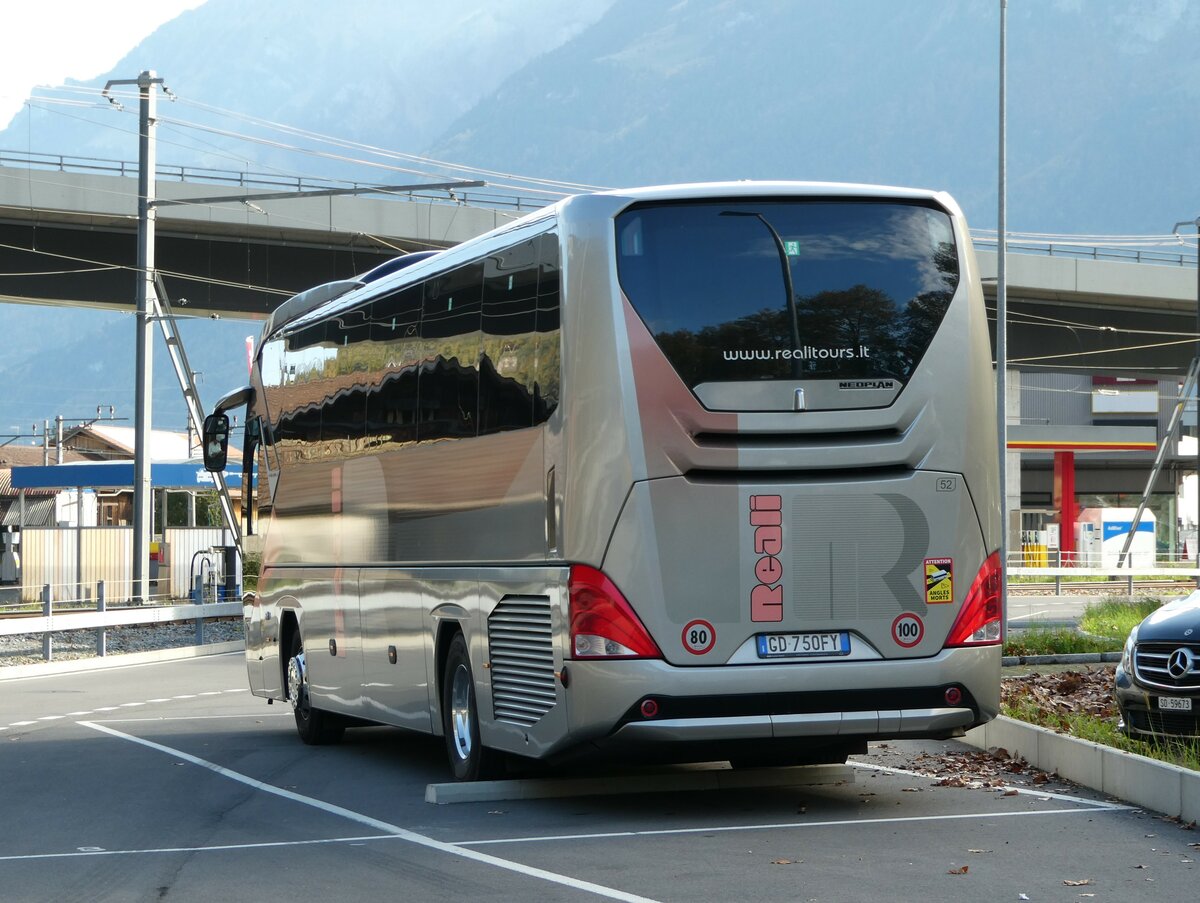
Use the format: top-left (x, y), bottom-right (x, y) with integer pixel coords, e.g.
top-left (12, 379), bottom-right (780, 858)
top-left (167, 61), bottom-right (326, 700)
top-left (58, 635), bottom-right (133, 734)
top-left (1078, 596), bottom-right (1163, 641)
top-left (1003, 626), bottom-right (1117, 657)
top-left (1002, 699), bottom-right (1200, 771)
top-left (1004, 597), bottom-right (1167, 657)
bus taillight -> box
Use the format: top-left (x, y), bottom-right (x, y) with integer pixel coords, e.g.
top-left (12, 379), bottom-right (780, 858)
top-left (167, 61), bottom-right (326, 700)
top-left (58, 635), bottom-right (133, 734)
top-left (568, 565), bottom-right (662, 660)
top-left (944, 551), bottom-right (1003, 647)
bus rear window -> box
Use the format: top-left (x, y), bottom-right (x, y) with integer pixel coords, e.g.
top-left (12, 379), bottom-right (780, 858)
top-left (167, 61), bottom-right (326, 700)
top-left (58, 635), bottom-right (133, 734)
top-left (615, 199), bottom-right (959, 389)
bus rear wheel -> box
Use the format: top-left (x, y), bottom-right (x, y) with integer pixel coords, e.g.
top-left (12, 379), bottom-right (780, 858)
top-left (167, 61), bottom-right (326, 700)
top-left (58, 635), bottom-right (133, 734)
top-left (286, 631), bottom-right (345, 745)
top-left (442, 632), bottom-right (502, 781)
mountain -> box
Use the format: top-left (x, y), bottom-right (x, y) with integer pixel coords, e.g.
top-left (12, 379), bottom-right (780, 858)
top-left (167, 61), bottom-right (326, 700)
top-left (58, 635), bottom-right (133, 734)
top-left (1, 0), bottom-right (1197, 433)
top-left (1, 0), bottom-right (614, 175)
top-left (0, 304), bottom-right (255, 438)
top-left (427, 0), bottom-right (1200, 236)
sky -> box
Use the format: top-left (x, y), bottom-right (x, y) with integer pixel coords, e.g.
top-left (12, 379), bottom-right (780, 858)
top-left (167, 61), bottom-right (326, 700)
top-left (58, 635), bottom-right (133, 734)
top-left (0, 0), bottom-right (206, 128)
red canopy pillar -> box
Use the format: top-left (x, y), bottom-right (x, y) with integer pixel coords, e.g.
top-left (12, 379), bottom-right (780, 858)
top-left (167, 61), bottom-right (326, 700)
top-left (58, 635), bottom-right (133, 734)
top-left (1053, 450), bottom-right (1077, 558)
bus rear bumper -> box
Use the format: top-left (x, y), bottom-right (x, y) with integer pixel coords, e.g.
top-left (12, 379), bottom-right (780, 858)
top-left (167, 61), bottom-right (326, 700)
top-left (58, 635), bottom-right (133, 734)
top-left (605, 706), bottom-right (975, 746)
top-left (558, 646), bottom-right (999, 755)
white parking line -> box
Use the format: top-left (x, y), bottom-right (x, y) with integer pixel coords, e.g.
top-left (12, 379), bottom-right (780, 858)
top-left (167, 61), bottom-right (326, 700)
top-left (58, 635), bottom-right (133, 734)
top-left (5, 686), bottom-right (252, 732)
top-left (0, 833), bottom-right (401, 862)
top-left (91, 713), bottom-right (291, 724)
top-left (78, 721), bottom-right (660, 903)
top-left (451, 805), bottom-right (1128, 847)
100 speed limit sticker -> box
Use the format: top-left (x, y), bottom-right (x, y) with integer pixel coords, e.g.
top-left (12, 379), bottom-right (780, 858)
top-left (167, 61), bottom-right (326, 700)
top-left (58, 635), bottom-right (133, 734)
top-left (891, 613), bottom-right (924, 648)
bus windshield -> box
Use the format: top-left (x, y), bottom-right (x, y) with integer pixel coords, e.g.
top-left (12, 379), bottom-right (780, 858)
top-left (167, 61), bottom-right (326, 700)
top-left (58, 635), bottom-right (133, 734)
top-left (615, 199), bottom-right (959, 389)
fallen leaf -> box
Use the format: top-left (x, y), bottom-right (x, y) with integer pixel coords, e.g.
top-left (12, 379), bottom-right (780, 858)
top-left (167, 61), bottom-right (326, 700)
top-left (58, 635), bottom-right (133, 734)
top-left (1063, 879), bottom-right (1092, 886)
top-left (947, 865), bottom-right (969, 875)
top-left (1132, 864), bottom-right (1148, 870)
top-left (771, 859), bottom-right (793, 865)
top-left (901, 787), bottom-right (922, 793)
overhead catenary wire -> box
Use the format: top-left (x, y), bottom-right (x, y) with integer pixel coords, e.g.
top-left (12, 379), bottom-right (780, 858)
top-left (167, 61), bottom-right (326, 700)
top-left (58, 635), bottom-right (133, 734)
top-left (29, 83), bottom-right (603, 195)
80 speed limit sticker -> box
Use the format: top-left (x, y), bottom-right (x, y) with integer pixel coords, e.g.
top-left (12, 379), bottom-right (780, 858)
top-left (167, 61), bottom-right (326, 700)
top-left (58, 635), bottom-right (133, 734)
top-left (682, 619), bottom-right (716, 655)
top-left (891, 613), bottom-right (924, 648)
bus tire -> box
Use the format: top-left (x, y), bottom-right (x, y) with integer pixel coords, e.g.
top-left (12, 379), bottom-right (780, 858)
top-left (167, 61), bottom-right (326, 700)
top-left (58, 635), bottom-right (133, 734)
top-left (442, 632), bottom-right (502, 781)
top-left (286, 630), bottom-right (344, 745)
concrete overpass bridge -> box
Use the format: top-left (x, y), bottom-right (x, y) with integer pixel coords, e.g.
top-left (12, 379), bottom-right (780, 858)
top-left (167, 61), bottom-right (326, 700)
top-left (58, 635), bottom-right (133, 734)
top-left (0, 151), bottom-right (538, 318)
top-left (1, 152), bottom-right (1196, 378)
top-left (2, 152), bottom-right (1199, 557)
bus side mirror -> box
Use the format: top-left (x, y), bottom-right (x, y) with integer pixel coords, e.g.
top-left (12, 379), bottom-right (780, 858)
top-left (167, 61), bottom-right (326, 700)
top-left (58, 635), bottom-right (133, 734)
top-left (202, 412), bottom-right (231, 472)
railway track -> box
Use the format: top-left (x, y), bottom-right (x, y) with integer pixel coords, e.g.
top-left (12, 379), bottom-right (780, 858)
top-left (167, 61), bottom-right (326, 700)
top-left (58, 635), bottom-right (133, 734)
top-left (1011, 579), bottom-right (1198, 595)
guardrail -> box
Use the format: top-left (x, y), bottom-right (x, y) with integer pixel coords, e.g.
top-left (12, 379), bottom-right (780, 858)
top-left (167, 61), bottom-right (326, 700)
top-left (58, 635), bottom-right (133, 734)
top-left (0, 580), bottom-right (241, 662)
top-left (973, 237), bottom-right (1198, 268)
top-left (0, 148), bottom-right (552, 213)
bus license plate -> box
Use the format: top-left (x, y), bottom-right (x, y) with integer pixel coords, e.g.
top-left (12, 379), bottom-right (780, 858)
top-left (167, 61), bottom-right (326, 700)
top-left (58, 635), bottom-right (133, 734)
top-left (1159, 696), bottom-right (1193, 712)
top-left (757, 632), bottom-right (850, 659)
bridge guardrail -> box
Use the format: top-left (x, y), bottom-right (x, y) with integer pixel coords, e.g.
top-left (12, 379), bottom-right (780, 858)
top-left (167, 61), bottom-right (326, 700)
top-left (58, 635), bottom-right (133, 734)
top-left (0, 148), bottom-right (552, 213)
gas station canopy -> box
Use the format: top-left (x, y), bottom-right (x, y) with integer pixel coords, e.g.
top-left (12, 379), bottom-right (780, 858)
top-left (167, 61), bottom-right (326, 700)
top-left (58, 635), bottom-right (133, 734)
top-left (10, 460), bottom-right (247, 490)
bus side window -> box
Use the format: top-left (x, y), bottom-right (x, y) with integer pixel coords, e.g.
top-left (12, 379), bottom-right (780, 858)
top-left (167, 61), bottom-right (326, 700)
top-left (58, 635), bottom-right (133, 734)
top-left (420, 262), bottom-right (483, 441)
top-left (276, 322), bottom-right (327, 461)
top-left (242, 415), bottom-right (261, 534)
top-left (320, 307), bottom-right (370, 453)
top-left (366, 284), bottom-right (423, 450)
top-left (480, 239), bottom-right (538, 435)
top-left (534, 232), bottom-right (561, 423)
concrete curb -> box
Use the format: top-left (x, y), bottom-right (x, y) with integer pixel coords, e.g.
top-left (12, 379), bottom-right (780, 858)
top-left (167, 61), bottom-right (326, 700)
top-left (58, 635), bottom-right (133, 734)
top-left (0, 641), bottom-right (244, 680)
top-left (963, 715), bottom-right (1200, 823)
top-left (426, 763), bottom-right (853, 805)
top-left (1002, 652), bottom-right (1123, 666)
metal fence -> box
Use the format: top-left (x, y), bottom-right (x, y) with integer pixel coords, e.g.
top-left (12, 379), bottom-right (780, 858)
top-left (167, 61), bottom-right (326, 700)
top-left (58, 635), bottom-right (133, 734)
top-left (0, 579), bottom-right (241, 662)
top-left (15, 527), bottom-right (236, 603)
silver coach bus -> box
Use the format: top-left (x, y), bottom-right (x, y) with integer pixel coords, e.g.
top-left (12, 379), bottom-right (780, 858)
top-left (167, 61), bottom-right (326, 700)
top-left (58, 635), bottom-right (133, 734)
top-left (204, 181), bottom-right (1002, 781)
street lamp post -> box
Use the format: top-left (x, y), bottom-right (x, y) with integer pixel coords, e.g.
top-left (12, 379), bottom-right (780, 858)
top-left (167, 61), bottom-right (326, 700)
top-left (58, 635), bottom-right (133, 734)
top-left (1173, 217), bottom-right (1200, 579)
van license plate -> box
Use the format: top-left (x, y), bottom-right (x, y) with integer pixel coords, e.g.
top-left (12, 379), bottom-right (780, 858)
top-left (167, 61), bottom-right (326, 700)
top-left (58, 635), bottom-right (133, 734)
top-left (1159, 696), bottom-right (1193, 712)
top-left (757, 632), bottom-right (850, 658)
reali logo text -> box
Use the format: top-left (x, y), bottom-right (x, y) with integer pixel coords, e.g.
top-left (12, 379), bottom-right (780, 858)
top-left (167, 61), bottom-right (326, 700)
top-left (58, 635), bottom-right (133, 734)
top-left (749, 495), bottom-right (784, 622)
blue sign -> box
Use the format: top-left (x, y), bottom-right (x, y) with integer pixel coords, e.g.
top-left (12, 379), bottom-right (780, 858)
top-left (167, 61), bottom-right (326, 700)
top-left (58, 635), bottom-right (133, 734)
top-left (1102, 520), bottom-right (1154, 542)
top-left (10, 461), bottom-right (251, 490)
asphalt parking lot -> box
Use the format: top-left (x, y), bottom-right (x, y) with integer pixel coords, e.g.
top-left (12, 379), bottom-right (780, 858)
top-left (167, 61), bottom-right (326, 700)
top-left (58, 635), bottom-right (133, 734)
top-left (2, 652), bottom-right (1198, 902)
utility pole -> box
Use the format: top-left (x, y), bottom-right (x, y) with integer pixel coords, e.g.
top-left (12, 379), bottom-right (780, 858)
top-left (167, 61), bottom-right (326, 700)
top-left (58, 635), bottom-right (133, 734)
top-left (1174, 217), bottom-right (1200, 581)
top-left (997, 0), bottom-right (1009, 626)
top-left (104, 70), bottom-right (171, 604)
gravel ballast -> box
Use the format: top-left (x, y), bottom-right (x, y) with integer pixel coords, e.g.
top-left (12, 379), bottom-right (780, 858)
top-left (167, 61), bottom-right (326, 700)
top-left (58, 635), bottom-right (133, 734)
top-left (0, 620), bottom-right (245, 667)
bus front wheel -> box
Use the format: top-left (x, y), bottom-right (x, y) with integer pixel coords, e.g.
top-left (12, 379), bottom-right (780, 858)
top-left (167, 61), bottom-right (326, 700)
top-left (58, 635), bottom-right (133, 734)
top-left (286, 631), bottom-right (345, 745)
top-left (441, 632), bottom-right (502, 781)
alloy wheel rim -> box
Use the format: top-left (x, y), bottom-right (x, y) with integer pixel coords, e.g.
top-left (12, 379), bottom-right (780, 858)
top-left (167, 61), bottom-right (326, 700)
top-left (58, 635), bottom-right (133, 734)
top-left (450, 662), bottom-right (473, 761)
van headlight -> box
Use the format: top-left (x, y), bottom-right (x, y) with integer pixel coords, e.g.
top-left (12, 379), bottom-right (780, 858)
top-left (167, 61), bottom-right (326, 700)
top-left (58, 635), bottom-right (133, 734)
top-left (1121, 626), bottom-right (1138, 673)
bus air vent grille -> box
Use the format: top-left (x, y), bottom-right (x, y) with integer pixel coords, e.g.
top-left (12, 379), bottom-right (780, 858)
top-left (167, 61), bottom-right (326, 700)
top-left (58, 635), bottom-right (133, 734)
top-left (488, 597), bottom-right (557, 726)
